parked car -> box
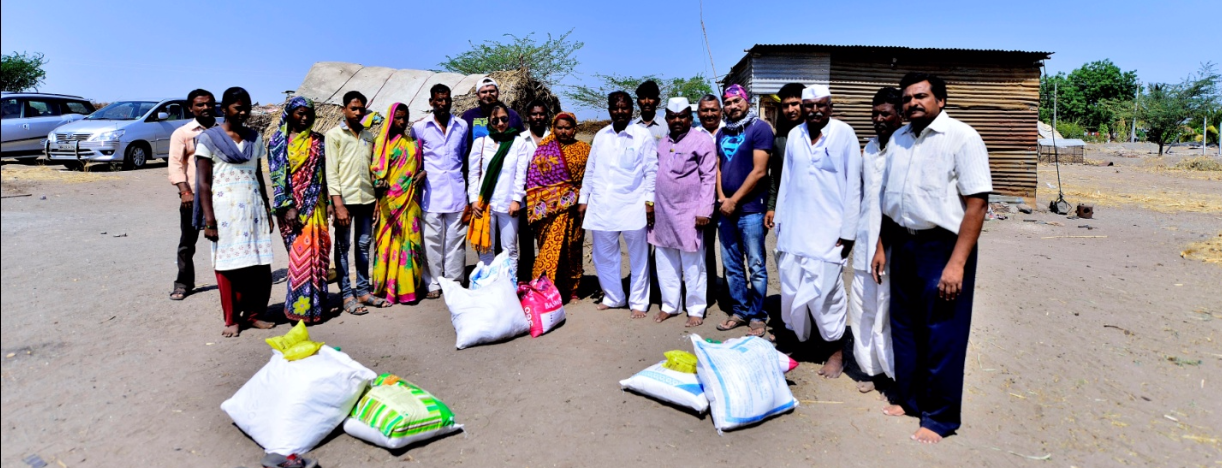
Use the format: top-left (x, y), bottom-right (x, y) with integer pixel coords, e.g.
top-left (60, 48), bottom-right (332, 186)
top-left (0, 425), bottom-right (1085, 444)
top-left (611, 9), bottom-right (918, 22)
top-left (45, 99), bottom-right (194, 170)
top-left (1, 92), bottom-right (96, 158)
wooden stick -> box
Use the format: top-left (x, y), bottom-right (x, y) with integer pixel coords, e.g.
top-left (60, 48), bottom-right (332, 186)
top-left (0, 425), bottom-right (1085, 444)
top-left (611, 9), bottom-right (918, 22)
top-left (1, 193), bottom-right (32, 199)
top-left (1042, 235), bottom-right (1108, 239)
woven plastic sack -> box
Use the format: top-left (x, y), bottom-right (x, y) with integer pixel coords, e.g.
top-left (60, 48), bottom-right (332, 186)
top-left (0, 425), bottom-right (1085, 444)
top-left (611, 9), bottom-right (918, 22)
top-left (620, 351), bottom-right (708, 413)
top-left (518, 275), bottom-right (566, 337)
top-left (343, 374), bottom-right (463, 449)
top-left (439, 267), bottom-right (529, 349)
top-left (690, 335), bottom-right (797, 432)
top-left (468, 251), bottom-right (514, 291)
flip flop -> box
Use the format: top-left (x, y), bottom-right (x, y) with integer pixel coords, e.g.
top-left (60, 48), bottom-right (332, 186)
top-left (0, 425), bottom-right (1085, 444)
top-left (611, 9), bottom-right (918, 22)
top-left (343, 299), bottom-right (368, 316)
top-left (716, 315), bottom-right (748, 331)
top-left (746, 320), bottom-right (768, 338)
top-left (169, 285), bottom-right (189, 301)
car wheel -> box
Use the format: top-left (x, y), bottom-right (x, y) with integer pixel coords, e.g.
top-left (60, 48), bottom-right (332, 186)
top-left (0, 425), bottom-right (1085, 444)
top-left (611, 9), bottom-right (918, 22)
top-left (123, 142), bottom-right (149, 170)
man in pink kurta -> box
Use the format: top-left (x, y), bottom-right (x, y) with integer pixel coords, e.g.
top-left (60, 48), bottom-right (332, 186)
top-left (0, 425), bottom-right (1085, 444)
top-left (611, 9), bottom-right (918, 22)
top-left (648, 97), bottom-right (717, 326)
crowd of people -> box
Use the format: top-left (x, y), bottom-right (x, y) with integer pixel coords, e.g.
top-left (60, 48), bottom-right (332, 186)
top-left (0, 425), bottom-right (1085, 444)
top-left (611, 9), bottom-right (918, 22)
top-left (167, 71), bottom-right (990, 445)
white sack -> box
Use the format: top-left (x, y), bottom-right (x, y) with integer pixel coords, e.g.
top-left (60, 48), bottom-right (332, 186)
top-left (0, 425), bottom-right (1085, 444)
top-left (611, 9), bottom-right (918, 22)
top-left (439, 257), bottom-right (529, 349)
top-left (690, 335), bottom-right (797, 432)
top-left (619, 360), bottom-right (709, 413)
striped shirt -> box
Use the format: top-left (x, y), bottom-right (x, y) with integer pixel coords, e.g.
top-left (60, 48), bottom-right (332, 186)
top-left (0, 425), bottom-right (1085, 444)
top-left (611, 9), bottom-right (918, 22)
top-left (881, 111), bottom-right (992, 234)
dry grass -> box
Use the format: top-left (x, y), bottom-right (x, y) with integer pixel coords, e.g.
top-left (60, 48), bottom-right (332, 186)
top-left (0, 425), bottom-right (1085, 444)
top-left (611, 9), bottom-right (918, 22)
top-left (1181, 233), bottom-right (1222, 264)
top-left (1174, 156), bottom-right (1222, 171)
top-left (1, 164), bottom-right (118, 185)
top-left (1060, 185), bottom-right (1222, 214)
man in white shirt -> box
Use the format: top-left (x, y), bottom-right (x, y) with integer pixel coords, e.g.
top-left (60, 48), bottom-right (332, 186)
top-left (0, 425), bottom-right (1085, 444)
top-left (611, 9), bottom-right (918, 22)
top-left (579, 91), bottom-right (659, 318)
top-left (876, 72), bottom-right (992, 444)
top-left (849, 87), bottom-right (904, 394)
top-left (411, 84), bottom-right (469, 299)
top-left (775, 85), bottom-right (862, 377)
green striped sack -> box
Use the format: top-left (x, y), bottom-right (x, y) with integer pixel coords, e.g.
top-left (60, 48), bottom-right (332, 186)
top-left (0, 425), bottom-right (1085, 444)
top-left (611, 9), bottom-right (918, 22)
top-left (350, 374), bottom-right (456, 439)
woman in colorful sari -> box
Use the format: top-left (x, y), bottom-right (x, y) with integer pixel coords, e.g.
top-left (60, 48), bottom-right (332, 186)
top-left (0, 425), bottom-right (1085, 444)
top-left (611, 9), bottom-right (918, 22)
top-left (268, 97), bottom-right (331, 323)
top-left (524, 112), bottom-right (590, 303)
top-left (370, 102), bottom-right (425, 304)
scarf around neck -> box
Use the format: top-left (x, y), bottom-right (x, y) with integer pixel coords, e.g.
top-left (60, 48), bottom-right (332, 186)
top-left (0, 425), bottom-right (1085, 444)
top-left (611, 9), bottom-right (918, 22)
top-left (722, 110), bottom-right (759, 133)
top-left (193, 124), bottom-right (257, 229)
top-left (477, 126), bottom-right (523, 203)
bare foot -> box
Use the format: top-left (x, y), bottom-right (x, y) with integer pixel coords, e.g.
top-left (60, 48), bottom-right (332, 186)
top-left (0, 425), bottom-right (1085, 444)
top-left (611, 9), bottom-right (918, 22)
top-left (654, 311), bottom-right (675, 323)
top-left (630, 309), bottom-right (647, 319)
top-left (250, 320), bottom-right (275, 330)
top-left (912, 427), bottom-right (942, 444)
top-left (222, 324), bottom-right (240, 338)
top-left (596, 303), bottom-right (611, 310)
top-left (818, 349), bottom-right (845, 378)
top-left (882, 404), bottom-right (906, 416)
top-left (857, 381), bottom-right (876, 393)
top-left (685, 316), bottom-right (704, 328)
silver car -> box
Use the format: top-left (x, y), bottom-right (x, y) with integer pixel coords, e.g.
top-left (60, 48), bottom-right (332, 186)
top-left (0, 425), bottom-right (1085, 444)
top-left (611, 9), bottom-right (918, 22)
top-left (1, 92), bottom-right (96, 158)
top-left (45, 98), bottom-right (194, 170)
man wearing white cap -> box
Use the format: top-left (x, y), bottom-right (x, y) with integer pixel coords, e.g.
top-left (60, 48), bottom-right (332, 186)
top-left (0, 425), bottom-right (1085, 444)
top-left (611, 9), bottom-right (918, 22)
top-left (580, 91), bottom-right (658, 319)
top-left (461, 77), bottom-right (525, 186)
top-left (648, 97), bottom-right (717, 327)
top-left (775, 84), bottom-right (862, 378)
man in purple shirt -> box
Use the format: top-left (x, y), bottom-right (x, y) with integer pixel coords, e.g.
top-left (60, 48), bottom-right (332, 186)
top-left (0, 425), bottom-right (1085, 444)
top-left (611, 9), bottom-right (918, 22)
top-left (648, 97), bottom-right (717, 327)
top-left (714, 84), bottom-right (774, 338)
top-left (412, 84), bottom-right (470, 299)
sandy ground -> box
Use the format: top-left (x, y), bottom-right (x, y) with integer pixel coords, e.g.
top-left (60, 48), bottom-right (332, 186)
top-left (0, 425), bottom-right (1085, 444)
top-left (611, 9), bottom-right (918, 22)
top-left (2, 151), bottom-right (1220, 468)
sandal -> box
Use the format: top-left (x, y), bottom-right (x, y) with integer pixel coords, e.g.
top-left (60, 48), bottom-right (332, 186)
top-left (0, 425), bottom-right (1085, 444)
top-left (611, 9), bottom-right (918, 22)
top-left (261, 453), bottom-right (317, 468)
top-left (343, 298), bottom-right (368, 316)
top-left (746, 320), bottom-right (768, 338)
top-left (360, 294), bottom-right (391, 308)
top-left (426, 290), bottom-right (442, 300)
top-left (716, 315), bottom-right (748, 331)
top-left (169, 285), bottom-right (189, 301)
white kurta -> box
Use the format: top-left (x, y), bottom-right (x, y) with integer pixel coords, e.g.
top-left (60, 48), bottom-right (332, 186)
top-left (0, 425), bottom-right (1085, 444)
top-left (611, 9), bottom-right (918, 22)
top-left (195, 136), bottom-right (274, 272)
top-left (468, 134), bottom-right (531, 213)
top-left (579, 124), bottom-right (658, 232)
top-left (775, 119), bottom-right (862, 342)
top-left (848, 136), bottom-right (894, 377)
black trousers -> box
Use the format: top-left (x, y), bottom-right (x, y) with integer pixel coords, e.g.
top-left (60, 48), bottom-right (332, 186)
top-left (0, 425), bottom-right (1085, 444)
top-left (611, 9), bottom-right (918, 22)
top-left (175, 205), bottom-right (202, 290)
top-left (888, 220), bottom-right (977, 437)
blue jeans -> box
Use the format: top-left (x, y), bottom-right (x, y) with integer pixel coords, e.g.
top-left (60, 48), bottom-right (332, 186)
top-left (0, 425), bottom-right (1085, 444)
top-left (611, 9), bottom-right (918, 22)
top-left (719, 211), bottom-right (767, 322)
top-left (334, 203), bottom-right (373, 299)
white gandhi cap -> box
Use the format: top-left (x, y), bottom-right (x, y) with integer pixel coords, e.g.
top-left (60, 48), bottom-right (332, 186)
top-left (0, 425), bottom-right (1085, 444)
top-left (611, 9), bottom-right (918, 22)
top-left (802, 84), bottom-right (831, 100)
top-left (666, 97), bottom-right (691, 114)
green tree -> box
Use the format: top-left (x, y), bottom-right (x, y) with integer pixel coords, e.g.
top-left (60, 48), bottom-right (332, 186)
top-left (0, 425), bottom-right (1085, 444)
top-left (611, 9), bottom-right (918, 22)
top-left (439, 30), bottom-right (582, 85)
top-left (565, 74), bottom-right (714, 112)
top-left (1041, 59), bottom-right (1139, 132)
top-left (1, 51), bottom-right (47, 92)
top-left (1111, 63), bottom-right (1219, 155)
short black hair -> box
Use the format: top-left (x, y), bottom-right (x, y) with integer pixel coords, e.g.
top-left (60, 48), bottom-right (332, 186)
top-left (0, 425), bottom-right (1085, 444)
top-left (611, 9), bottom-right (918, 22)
top-left (777, 83), bottom-right (805, 101)
top-left (898, 72), bottom-right (947, 102)
top-left (187, 89), bottom-right (214, 103)
top-left (527, 99), bottom-right (549, 112)
top-left (429, 84), bottom-right (451, 99)
top-left (635, 80), bottom-right (660, 99)
top-left (342, 90), bottom-right (367, 107)
top-left (608, 91), bottom-right (633, 107)
top-left (220, 87), bottom-right (251, 108)
top-left (871, 86), bottom-right (903, 108)
top-left (698, 94), bottom-right (720, 106)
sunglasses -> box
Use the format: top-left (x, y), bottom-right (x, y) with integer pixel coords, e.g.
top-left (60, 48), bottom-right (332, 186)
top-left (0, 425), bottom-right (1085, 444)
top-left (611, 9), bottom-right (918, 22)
top-left (490, 116), bottom-right (510, 124)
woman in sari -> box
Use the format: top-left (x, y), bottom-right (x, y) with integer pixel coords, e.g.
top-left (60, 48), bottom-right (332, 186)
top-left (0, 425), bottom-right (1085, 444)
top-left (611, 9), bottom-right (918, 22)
top-left (268, 97), bottom-right (331, 323)
top-left (195, 87), bottom-right (276, 337)
top-left (524, 112), bottom-right (590, 302)
top-left (370, 102), bottom-right (425, 304)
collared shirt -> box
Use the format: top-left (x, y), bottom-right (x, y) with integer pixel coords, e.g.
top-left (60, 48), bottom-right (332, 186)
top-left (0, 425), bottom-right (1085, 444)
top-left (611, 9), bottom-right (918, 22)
top-left (881, 111), bottom-right (993, 233)
top-left (775, 119), bottom-right (862, 264)
top-left (523, 128), bottom-right (551, 156)
top-left (324, 121), bottom-right (377, 205)
top-left (168, 119), bottom-right (213, 189)
top-left (467, 134), bottom-right (532, 212)
top-left (695, 121), bottom-right (724, 138)
top-left (853, 137), bottom-right (888, 271)
top-left (412, 114), bottom-right (469, 213)
top-left (632, 114), bottom-right (668, 143)
top-left (579, 124), bottom-right (659, 232)
top-left (649, 130), bottom-right (717, 252)
top-left (767, 121), bottom-right (801, 211)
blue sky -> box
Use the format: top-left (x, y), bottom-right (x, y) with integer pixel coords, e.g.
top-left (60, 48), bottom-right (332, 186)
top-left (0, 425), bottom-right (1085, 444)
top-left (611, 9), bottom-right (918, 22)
top-left (2, 0), bottom-right (1218, 118)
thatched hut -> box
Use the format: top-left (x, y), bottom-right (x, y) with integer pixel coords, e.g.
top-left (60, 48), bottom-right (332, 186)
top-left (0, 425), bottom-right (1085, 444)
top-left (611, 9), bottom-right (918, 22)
top-left (252, 62), bottom-right (559, 140)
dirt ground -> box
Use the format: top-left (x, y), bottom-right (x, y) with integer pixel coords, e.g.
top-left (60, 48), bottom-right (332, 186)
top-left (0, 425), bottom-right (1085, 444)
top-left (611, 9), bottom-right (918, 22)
top-left (2, 147), bottom-right (1219, 468)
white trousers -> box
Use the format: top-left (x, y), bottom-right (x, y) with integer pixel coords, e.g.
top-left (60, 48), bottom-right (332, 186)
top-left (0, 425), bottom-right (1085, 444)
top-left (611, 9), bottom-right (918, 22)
top-left (849, 269), bottom-right (894, 378)
top-left (778, 251), bottom-right (846, 343)
top-left (423, 211), bottom-right (467, 292)
top-left (591, 228), bottom-right (650, 311)
top-left (477, 211), bottom-right (519, 279)
top-left (655, 245), bottom-right (707, 317)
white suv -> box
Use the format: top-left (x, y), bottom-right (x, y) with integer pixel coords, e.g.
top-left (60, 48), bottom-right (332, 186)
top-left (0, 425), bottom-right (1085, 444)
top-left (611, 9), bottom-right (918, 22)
top-left (44, 99), bottom-right (196, 170)
top-left (0, 92), bottom-right (95, 159)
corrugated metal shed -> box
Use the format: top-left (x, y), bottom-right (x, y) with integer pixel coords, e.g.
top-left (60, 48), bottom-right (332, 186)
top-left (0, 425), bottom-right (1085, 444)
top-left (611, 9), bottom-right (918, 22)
top-left (723, 44), bottom-right (1052, 199)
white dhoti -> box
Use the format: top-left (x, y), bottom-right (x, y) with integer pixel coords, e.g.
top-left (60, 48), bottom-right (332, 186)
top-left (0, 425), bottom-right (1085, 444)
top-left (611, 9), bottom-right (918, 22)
top-left (655, 245), bottom-right (707, 317)
top-left (778, 251), bottom-right (846, 342)
top-left (850, 269), bottom-right (894, 378)
top-left (591, 228), bottom-right (650, 311)
top-left (423, 211), bottom-right (467, 292)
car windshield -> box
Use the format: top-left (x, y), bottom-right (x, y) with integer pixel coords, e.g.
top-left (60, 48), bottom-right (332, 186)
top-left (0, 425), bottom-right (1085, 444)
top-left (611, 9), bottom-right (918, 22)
top-left (86, 101), bottom-right (158, 120)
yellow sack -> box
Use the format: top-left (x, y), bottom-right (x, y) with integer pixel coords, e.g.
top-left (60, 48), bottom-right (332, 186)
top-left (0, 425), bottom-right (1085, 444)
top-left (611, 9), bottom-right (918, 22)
top-left (265, 321), bottom-right (325, 361)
